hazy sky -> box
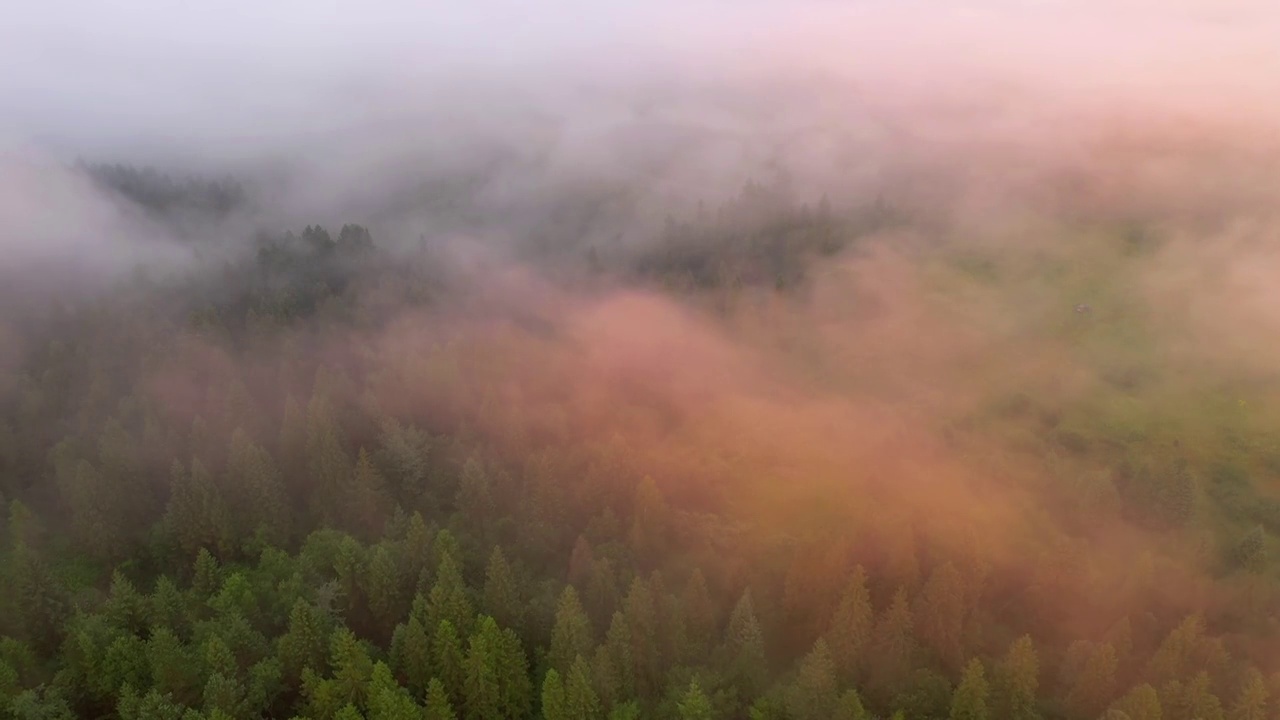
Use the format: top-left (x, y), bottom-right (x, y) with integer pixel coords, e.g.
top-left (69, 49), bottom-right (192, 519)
top-left (4, 0), bottom-right (1277, 161)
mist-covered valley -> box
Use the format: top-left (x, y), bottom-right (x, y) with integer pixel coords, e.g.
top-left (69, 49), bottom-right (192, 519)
top-left (2, 2), bottom-right (1280, 719)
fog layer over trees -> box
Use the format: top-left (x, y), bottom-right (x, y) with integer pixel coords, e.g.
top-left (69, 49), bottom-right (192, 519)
top-left (2, 2), bottom-right (1280, 719)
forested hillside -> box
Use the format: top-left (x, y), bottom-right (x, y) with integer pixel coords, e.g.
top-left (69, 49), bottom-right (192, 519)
top-left (1, 155), bottom-right (1280, 720)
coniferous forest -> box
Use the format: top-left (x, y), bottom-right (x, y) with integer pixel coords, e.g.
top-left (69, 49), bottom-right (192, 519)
top-left (4, 150), bottom-right (1280, 720)
top-left (4, 4), bottom-right (1280, 719)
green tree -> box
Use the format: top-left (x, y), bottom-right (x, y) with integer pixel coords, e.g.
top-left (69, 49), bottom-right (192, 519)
top-left (833, 689), bottom-right (870, 720)
top-left (425, 554), bottom-right (474, 639)
top-left (682, 569), bottom-right (716, 659)
top-left (147, 627), bottom-right (201, 706)
top-left (464, 616), bottom-right (531, 720)
top-left (826, 566), bottom-right (873, 684)
top-left (677, 678), bottom-right (714, 720)
top-left (375, 419), bottom-right (430, 507)
top-left (1110, 683), bottom-right (1161, 720)
top-left (388, 617), bottom-right (432, 696)
top-left (425, 677), bottom-right (458, 720)
top-left (482, 546), bottom-right (523, 634)
top-left (870, 588), bottom-right (915, 697)
top-left (345, 449), bottom-right (390, 536)
top-left (148, 576), bottom-right (190, 638)
top-left (203, 671), bottom-right (248, 718)
top-left (306, 394), bottom-right (353, 526)
top-left (1063, 641), bottom-right (1118, 720)
top-left (11, 548), bottom-right (70, 657)
top-left (366, 544), bottom-right (408, 638)
top-left (565, 656), bottom-right (601, 720)
top-left (166, 459), bottom-right (234, 559)
top-left (367, 662), bottom-right (422, 720)
top-left (1165, 672), bottom-right (1224, 720)
top-left (1228, 668), bottom-right (1269, 720)
top-left (549, 586), bottom-right (594, 677)
top-left (724, 590), bottom-right (767, 699)
top-left (628, 477), bottom-right (667, 563)
top-left (226, 429), bottom-right (291, 548)
top-left (915, 562), bottom-right (966, 672)
top-left (105, 571), bottom-right (149, 636)
top-left (192, 547), bottom-right (222, 597)
top-left (543, 669), bottom-right (568, 720)
top-left (950, 659), bottom-right (989, 720)
top-left (622, 577), bottom-right (664, 698)
top-left (330, 627), bottom-right (375, 710)
top-left (433, 620), bottom-right (467, 709)
top-left (787, 639), bottom-right (838, 720)
top-left (992, 635), bottom-right (1039, 720)
top-left (278, 600), bottom-right (331, 683)
top-left (457, 457), bottom-right (494, 530)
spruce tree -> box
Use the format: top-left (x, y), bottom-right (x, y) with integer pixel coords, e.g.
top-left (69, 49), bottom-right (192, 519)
top-left (549, 586), bottom-right (594, 677)
top-left (950, 659), bottom-right (989, 720)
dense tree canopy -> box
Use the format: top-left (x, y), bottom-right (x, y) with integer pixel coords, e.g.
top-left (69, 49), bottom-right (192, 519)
top-left (1, 165), bottom-right (1279, 720)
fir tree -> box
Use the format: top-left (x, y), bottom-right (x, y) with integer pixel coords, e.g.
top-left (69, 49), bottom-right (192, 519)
top-left (950, 659), bottom-right (989, 720)
top-left (549, 586), bottom-right (594, 677)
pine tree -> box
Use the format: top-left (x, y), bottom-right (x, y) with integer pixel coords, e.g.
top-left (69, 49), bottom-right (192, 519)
top-left (279, 395), bottom-right (308, 494)
top-left (278, 600), bottom-right (330, 683)
top-left (565, 656), bottom-right (602, 720)
top-left (1146, 614), bottom-right (1207, 686)
top-left (725, 590), bottom-right (767, 699)
top-left (623, 577), bottom-right (660, 698)
top-left (870, 588), bottom-right (915, 697)
top-left (247, 657), bottom-right (284, 716)
top-left (682, 569), bottom-right (716, 660)
top-left (628, 477), bottom-right (667, 563)
top-left (1110, 683), bottom-right (1162, 720)
top-left (677, 678), bottom-right (714, 720)
top-left (950, 659), bottom-right (989, 720)
top-left (425, 677), bottom-right (458, 720)
top-left (307, 394), bottom-right (353, 525)
top-left (826, 566), bottom-right (873, 684)
top-left (992, 635), bottom-right (1039, 720)
top-left (457, 457), bottom-right (494, 530)
top-left (367, 661), bottom-right (422, 720)
top-left (833, 689), bottom-right (870, 720)
top-left (203, 671), bottom-right (248, 719)
top-left (464, 616), bottom-right (531, 720)
top-left (147, 627), bottom-right (201, 707)
top-left (346, 449), bottom-right (391, 536)
top-left (330, 627), bottom-right (375, 710)
top-left (226, 429), bottom-right (291, 549)
top-left (148, 576), bottom-right (190, 638)
top-left (543, 669), bottom-right (569, 720)
top-left (1165, 672), bottom-right (1224, 720)
top-left (916, 562), bottom-right (966, 672)
top-left (376, 419), bottom-right (430, 505)
top-left (192, 547), bottom-right (222, 597)
top-left (549, 586), bottom-right (594, 676)
top-left (1228, 668), bottom-right (1270, 720)
top-left (787, 639), bottom-right (838, 720)
top-left (366, 544), bottom-right (408, 638)
top-left (600, 612), bottom-right (635, 705)
top-left (426, 553), bottom-right (474, 639)
top-left (434, 620), bottom-right (467, 709)
top-left (388, 617), bottom-right (432, 696)
top-left (483, 546), bottom-right (523, 634)
top-left (585, 556), bottom-right (619, 632)
top-left (105, 570), bottom-right (149, 636)
top-left (166, 459), bottom-right (235, 559)
top-left (1063, 641), bottom-right (1118, 719)
top-left (402, 511), bottom-right (433, 588)
top-left (568, 536), bottom-right (595, 589)
top-left (11, 546), bottom-right (70, 657)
